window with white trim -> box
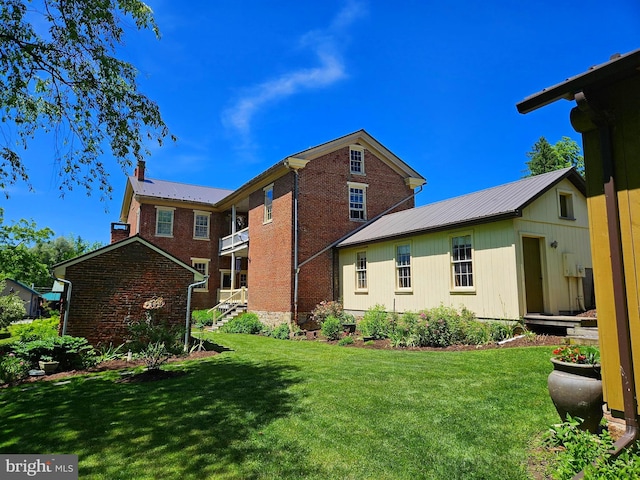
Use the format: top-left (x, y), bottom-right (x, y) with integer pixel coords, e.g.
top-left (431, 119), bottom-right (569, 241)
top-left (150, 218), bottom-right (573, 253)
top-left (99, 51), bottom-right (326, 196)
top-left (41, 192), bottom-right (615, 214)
top-left (155, 207), bottom-right (175, 236)
top-left (193, 211), bottom-right (210, 239)
top-left (396, 244), bottom-right (412, 289)
top-left (356, 251), bottom-right (367, 290)
top-left (264, 184), bottom-right (273, 223)
top-left (191, 258), bottom-right (210, 291)
top-left (350, 145), bottom-right (365, 174)
top-left (348, 182), bottom-right (367, 221)
top-left (558, 191), bottom-right (575, 219)
top-left (451, 234), bottom-right (473, 288)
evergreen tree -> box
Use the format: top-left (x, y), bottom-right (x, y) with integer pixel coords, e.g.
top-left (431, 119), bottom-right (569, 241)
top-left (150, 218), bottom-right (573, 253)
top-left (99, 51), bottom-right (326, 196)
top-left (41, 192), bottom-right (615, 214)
top-left (524, 136), bottom-right (584, 177)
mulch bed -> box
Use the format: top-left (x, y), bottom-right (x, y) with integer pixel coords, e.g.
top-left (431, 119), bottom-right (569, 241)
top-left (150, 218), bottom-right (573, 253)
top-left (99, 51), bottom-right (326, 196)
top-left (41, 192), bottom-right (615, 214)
top-left (322, 333), bottom-right (566, 351)
top-left (9, 334), bottom-right (566, 387)
top-left (8, 349), bottom-right (220, 387)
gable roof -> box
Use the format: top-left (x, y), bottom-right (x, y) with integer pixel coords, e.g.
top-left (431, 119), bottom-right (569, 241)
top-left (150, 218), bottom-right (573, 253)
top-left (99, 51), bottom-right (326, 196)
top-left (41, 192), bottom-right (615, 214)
top-left (2, 278), bottom-right (41, 296)
top-left (215, 129), bottom-right (426, 209)
top-left (129, 177), bottom-right (233, 204)
top-left (119, 130), bottom-right (426, 219)
top-left (52, 235), bottom-right (203, 280)
top-left (338, 167), bottom-right (585, 247)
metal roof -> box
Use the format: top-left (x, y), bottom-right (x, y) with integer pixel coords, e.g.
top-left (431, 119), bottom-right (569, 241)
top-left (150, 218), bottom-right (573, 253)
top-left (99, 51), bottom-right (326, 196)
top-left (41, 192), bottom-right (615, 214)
top-left (516, 48), bottom-right (640, 114)
top-left (338, 167), bottom-right (583, 247)
top-left (130, 177), bottom-right (233, 205)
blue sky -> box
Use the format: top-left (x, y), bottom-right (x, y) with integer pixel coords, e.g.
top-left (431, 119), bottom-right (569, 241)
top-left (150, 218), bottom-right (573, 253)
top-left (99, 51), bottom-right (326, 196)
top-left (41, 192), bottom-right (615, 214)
top-left (3, 0), bottom-right (639, 245)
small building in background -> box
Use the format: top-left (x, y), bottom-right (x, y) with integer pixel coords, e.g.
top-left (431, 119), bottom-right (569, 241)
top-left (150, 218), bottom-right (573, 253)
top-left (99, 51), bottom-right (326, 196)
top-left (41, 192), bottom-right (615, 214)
top-left (337, 167), bottom-right (592, 322)
top-left (1, 279), bottom-right (41, 318)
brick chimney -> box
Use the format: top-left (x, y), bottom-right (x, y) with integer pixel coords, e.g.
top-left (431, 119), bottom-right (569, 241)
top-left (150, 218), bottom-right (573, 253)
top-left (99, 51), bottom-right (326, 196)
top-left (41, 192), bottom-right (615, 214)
top-left (110, 223), bottom-right (130, 243)
top-left (134, 160), bottom-right (145, 182)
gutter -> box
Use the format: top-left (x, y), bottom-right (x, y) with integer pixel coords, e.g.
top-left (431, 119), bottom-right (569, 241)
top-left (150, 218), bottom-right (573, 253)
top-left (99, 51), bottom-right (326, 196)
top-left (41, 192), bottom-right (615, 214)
top-left (184, 275), bottom-right (209, 351)
top-left (293, 184), bottom-right (424, 324)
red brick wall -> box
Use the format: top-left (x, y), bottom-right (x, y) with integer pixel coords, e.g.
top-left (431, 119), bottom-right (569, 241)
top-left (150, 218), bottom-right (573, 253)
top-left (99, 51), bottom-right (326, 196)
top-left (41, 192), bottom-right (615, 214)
top-left (62, 241), bottom-right (195, 346)
top-left (295, 145), bottom-right (415, 318)
top-left (117, 198), bottom-right (228, 310)
top-left (246, 145), bottom-right (415, 324)
top-left (247, 176), bottom-right (294, 316)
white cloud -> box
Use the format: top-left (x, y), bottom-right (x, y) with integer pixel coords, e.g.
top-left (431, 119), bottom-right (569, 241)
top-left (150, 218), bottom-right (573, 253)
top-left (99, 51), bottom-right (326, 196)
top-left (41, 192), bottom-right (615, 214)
top-left (222, 0), bottom-right (367, 139)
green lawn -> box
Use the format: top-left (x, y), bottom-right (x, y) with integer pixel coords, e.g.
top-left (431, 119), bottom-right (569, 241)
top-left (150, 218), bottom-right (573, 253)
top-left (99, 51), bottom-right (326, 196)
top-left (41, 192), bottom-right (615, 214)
top-left (0, 333), bottom-right (561, 479)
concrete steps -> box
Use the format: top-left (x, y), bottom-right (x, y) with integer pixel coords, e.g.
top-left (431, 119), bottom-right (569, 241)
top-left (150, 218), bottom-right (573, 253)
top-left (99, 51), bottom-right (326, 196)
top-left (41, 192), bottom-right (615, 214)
top-left (566, 326), bottom-right (599, 346)
top-left (208, 305), bottom-right (247, 331)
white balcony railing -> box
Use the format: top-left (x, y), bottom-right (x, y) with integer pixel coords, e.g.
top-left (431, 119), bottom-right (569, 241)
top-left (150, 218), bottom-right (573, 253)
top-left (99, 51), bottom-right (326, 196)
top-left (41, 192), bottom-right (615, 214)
top-left (219, 227), bottom-right (249, 254)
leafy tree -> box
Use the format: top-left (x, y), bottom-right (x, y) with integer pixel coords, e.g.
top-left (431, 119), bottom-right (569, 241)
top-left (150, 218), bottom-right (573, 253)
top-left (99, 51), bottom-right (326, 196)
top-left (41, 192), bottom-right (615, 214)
top-left (30, 235), bottom-right (103, 287)
top-left (523, 136), bottom-right (584, 177)
top-left (0, 286), bottom-right (27, 328)
top-left (0, 0), bottom-right (173, 200)
top-left (0, 208), bottom-right (53, 287)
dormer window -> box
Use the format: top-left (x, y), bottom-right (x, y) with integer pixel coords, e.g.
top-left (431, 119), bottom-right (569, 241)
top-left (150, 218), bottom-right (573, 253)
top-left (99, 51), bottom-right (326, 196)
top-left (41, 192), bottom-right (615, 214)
top-left (350, 145), bottom-right (365, 175)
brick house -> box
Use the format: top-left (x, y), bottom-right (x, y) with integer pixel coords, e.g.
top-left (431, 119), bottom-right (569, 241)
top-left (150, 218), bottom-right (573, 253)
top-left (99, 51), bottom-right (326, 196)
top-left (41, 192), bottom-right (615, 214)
top-left (52, 236), bottom-right (203, 346)
top-left (112, 130), bottom-right (426, 326)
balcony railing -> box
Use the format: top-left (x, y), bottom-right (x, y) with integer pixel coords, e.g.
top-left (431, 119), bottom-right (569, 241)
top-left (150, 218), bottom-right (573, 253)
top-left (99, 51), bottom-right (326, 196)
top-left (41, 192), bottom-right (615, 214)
top-left (219, 227), bottom-right (249, 254)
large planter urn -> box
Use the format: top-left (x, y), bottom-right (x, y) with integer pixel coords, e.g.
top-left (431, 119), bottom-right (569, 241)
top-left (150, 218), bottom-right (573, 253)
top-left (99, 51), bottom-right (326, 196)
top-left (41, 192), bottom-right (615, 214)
top-left (547, 358), bottom-right (603, 433)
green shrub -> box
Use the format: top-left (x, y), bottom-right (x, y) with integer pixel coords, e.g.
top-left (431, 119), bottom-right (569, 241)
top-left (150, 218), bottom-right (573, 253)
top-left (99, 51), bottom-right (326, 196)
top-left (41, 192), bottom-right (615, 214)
top-left (0, 353), bottom-right (31, 384)
top-left (270, 323), bottom-right (291, 340)
top-left (141, 341), bottom-right (171, 370)
top-left (321, 315), bottom-right (343, 341)
top-left (11, 335), bottom-right (97, 370)
top-left (541, 416), bottom-right (640, 479)
top-left (311, 301), bottom-right (344, 324)
top-left (8, 317), bottom-right (59, 341)
top-left (389, 311), bottom-right (423, 347)
top-left (127, 318), bottom-right (184, 355)
top-left (458, 319), bottom-right (490, 345)
top-left (0, 292), bottom-right (26, 329)
top-left (337, 336), bottom-right (354, 346)
top-left (487, 322), bottom-right (512, 342)
top-left (219, 312), bottom-right (265, 334)
top-left (191, 309), bottom-right (218, 326)
top-left (359, 305), bottom-right (390, 339)
top-left (97, 342), bottom-right (126, 362)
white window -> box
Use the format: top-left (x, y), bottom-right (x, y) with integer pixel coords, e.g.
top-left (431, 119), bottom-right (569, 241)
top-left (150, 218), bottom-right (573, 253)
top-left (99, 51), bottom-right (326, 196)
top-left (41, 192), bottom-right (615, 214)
top-left (193, 211), bottom-right (211, 239)
top-left (396, 244), bottom-right (411, 290)
top-left (155, 207), bottom-right (175, 237)
top-left (191, 258), bottom-right (210, 292)
top-left (348, 182), bottom-right (368, 221)
top-left (558, 191), bottom-right (575, 219)
top-left (264, 184), bottom-right (273, 223)
top-left (356, 251), bottom-right (367, 290)
top-left (350, 145), bottom-right (365, 174)
top-left (451, 235), bottom-right (473, 289)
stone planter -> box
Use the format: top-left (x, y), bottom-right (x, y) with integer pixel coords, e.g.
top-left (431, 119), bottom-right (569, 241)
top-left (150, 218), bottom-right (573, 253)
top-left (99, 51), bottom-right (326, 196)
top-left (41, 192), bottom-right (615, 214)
top-left (547, 358), bottom-right (603, 433)
top-left (38, 360), bottom-right (60, 375)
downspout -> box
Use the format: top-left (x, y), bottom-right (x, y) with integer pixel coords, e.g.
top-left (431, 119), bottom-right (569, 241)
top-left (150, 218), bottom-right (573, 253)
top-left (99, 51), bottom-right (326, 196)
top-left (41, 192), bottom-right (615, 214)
top-left (293, 170), bottom-right (300, 326)
top-left (572, 92), bottom-right (638, 479)
top-left (184, 275), bottom-right (209, 351)
top-left (52, 274), bottom-right (72, 336)
top-left (293, 185), bottom-right (424, 324)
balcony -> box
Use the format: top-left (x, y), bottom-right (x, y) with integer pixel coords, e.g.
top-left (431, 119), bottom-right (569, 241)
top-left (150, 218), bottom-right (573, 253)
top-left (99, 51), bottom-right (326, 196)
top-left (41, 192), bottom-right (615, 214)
top-left (219, 227), bottom-right (249, 255)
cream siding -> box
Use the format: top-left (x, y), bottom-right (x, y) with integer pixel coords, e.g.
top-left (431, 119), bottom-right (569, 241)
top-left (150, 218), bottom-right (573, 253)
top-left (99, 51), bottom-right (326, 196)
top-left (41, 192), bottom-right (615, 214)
top-left (339, 177), bottom-right (592, 320)
top-left (340, 220), bottom-right (521, 319)
top-left (515, 178), bottom-right (592, 315)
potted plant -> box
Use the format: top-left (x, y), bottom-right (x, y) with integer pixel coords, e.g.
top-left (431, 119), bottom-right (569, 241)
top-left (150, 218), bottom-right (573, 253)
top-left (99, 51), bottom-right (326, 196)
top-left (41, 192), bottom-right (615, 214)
top-left (38, 355), bottom-right (60, 374)
top-left (547, 345), bottom-right (602, 433)
top-left (341, 313), bottom-right (357, 334)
